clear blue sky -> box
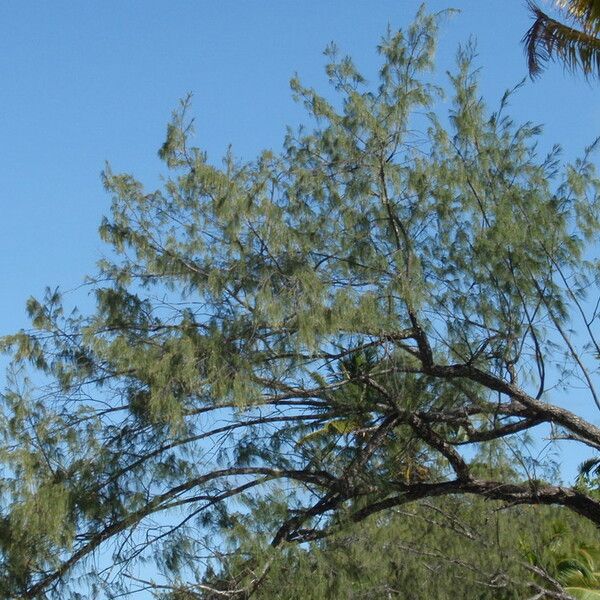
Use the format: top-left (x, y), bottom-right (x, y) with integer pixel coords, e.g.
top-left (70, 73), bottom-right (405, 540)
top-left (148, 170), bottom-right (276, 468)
top-left (0, 1), bottom-right (598, 477)
top-left (1, 0), bottom-right (598, 332)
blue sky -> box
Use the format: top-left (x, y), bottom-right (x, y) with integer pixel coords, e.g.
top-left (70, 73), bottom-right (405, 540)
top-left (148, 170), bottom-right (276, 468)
top-left (0, 1), bottom-right (598, 480)
top-left (0, 1), bottom-right (598, 334)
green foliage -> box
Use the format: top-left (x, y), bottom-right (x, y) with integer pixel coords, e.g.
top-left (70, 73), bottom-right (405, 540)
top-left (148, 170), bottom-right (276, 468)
top-left (0, 7), bottom-right (599, 599)
top-left (204, 499), bottom-right (599, 600)
top-left (521, 518), bottom-right (600, 599)
top-left (578, 457), bottom-right (600, 492)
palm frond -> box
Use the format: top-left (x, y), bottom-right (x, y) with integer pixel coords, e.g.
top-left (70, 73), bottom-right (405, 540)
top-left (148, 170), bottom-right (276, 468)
top-left (295, 417), bottom-right (367, 446)
top-left (563, 587), bottom-right (600, 600)
top-left (557, 557), bottom-right (596, 583)
top-left (578, 457), bottom-right (600, 478)
top-left (523, 1), bottom-right (600, 77)
top-left (557, 0), bottom-right (600, 34)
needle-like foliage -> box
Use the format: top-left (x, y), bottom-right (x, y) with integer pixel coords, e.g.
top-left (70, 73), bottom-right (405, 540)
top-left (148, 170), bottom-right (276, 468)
top-left (1, 7), bottom-right (600, 599)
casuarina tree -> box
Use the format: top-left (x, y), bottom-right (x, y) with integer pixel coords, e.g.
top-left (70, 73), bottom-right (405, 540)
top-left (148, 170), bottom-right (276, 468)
top-left (1, 7), bottom-right (599, 599)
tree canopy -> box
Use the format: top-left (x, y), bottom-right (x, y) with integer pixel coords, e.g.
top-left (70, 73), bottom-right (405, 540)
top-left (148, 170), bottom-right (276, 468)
top-left (1, 7), bottom-right (599, 599)
top-left (200, 498), bottom-right (600, 600)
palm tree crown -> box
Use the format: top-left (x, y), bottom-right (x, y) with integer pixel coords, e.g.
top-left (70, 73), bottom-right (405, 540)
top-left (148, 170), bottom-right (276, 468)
top-left (523, 0), bottom-right (600, 78)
